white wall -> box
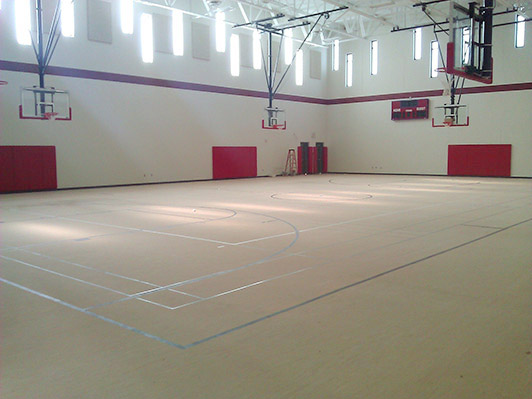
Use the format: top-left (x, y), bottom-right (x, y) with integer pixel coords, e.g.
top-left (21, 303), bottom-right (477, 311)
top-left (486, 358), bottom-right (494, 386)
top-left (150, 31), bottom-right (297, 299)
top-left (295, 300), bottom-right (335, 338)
top-left (326, 18), bottom-right (532, 177)
top-left (1, 2), bottom-right (531, 189)
top-left (0, 0), bottom-right (328, 188)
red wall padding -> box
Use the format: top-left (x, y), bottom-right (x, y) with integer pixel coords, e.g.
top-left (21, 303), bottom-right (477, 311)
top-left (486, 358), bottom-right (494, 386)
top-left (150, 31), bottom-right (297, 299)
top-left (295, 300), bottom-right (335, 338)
top-left (308, 147), bottom-right (317, 174)
top-left (0, 146), bottom-right (57, 193)
top-left (323, 147), bottom-right (328, 173)
top-left (297, 146), bottom-right (303, 174)
top-left (448, 144), bottom-right (512, 177)
top-left (297, 146), bottom-right (328, 174)
top-left (212, 146), bottom-right (257, 180)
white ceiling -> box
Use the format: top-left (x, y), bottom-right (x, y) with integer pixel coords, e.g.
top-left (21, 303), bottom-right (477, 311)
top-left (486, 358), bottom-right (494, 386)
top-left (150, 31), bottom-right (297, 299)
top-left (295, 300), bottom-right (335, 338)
top-left (145, 0), bottom-right (531, 44)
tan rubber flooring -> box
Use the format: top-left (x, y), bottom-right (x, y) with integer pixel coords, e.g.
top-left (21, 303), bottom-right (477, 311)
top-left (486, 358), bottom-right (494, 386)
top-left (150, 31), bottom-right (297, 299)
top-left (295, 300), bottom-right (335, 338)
top-left (1, 174), bottom-right (531, 398)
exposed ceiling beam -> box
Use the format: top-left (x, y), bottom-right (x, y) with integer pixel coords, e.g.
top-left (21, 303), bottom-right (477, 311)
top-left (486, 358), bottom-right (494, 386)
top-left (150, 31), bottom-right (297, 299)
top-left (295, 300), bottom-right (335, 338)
top-left (323, 0), bottom-right (396, 27)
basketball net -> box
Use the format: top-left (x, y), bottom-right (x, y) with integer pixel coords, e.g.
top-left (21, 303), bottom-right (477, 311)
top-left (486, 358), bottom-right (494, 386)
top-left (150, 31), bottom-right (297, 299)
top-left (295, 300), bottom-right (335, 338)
top-left (44, 112), bottom-right (58, 121)
top-left (443, 115), bottom-right (454, 127)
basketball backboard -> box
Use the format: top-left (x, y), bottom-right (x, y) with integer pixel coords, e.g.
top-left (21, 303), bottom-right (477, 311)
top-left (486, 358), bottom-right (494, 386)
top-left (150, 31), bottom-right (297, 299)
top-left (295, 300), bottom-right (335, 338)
top-left (432, 104), bottom-right (469, 127)
top-left (262, 107), bottom-right (286, 130)
top-left (447, 0), bottom-right (494, 84)
top-left (20, 86), bottom-right (72, 121)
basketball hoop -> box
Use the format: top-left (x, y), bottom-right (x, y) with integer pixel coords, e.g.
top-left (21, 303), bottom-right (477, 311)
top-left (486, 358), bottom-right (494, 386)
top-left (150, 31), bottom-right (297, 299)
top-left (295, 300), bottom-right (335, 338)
top-left (44, 112), bottom-right (58, 121)
top-left (443, 116), bottom-right (454, 127)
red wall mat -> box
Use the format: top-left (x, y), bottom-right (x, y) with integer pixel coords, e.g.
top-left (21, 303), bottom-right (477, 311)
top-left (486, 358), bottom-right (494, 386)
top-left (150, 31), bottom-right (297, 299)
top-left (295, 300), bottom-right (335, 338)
top-left (323, 147), bottom-right (328, 173)
top-left (448, 144), bottom-right (512, 177)
top-left (212, 146), bottom-right (257, 180)
top-left (0, 146), bottom-right (57, 193)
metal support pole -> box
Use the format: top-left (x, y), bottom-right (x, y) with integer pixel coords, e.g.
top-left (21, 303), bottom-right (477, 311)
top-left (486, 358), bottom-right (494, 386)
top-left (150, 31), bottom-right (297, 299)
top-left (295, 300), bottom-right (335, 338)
top-left (481, 0), bottom-right (493, 75)
top-left (36, 0), bottom-right (45, 89)
top-left (268, 31), bottom-right (273, 110)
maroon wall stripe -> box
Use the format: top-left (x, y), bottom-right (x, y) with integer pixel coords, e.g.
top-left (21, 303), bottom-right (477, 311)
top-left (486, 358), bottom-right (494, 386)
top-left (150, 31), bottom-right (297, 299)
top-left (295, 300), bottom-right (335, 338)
top-left (326, 89), bottom-right (444, 105)
top-left (1, 60), bottom-right (531, 106)
top-left (0, 60), bottom-right (326, 105)
top-left (325, 82), bottom-right (532, 105)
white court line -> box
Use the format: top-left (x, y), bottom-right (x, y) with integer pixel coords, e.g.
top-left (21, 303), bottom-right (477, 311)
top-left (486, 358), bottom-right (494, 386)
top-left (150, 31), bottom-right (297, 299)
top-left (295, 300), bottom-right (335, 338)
top-left (19, 249), bottom-right (160, 288)
top-left (21, 250), bottom-right (206, 303)
top-left (85, 199), bottom-right (490, 311)
top-left (0, 277), bottom-right (186, 349)
top-left (138, 228), bottom-right (233, 245)
top-left (53, 216), bottom-right (235, 245)
top-left (2, 207), bottom-right (236, 247)
top-left (0, 254), bottom-right (193, 311)
top-left (136, 297), bottom-right (176, 310)
top-left (0, 255), bottom-right (131, 297)
top-left (230, 200), bottom-right (450, 246)
top-left (168, 266), bottom-right (312, 310)
top-left (84, 212), bottom-right (301, 310)
top-left (168, 288), bottom-right (204, 299)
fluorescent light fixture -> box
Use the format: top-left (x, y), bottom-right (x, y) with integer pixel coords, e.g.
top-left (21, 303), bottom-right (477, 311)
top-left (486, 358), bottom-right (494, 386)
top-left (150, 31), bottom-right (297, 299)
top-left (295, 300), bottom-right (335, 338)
top-left (120, 0), bottom-right (134, 34)
top-left (295, 49), bottom-right (303, 86)
top-left (61, 0), bottom-right (75, 38)
top-left (515, 15), bottom-right (525, 48)
top-left (370, 40), bottom-right (378, 75)
top-left (16, 0), bottom-right (32, 45)
top-left (462, 27), bottom-right (470, 64)
top-left (230, 34), bottom-right (240, 77)
top-left (141, 13), bottom-right (153, 63)
top-left (216, 12), bottom-right (226, 52)
top-left (413, 28), bottom-right (422, 60)
top-left (284, 29), bottom-right (293, 65)
top-left (345, 53), bottom-right (353, 87)
top-left (332, 39), bottom-right (339, 71)
top-left (430, 40), bottom-right (439, 77)
top-left (253, 30), bottom-right (261, 70)
top-left (172, 9), bottom-right (184, 56)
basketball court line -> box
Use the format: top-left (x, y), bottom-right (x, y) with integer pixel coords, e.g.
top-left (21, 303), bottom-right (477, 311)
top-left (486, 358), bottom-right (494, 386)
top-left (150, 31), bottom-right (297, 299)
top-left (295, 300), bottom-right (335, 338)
top-left (19, 248), bottom-right (165, 288)
top-left (164, 266), bottom-right (312, 310)
top-left (0, 206), bottom-right (240, 250)
top-left (0, 254), bottom-right (134, 298)
top-left (83, 213), bottom-right (300, 310)
top-left (0, 277), bottom-right (187, 350)
top-left (4, 216), bottom-right (527, 350)
top-left (2, 182), bottom-right (528, 315)
top-left (182, 217), bottom-right (532, 348)
top-left (4, 187), bottom-right (527, 254)
top-left (159, 198), bottom-right (529, 311)
top-left (3, 194), bottom-right (528, 313)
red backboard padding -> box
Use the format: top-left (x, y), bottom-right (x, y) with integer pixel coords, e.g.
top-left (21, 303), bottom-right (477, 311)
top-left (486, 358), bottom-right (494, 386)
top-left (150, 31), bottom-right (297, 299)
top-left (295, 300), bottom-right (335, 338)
top-left (0, 146), bottom-right (57, 193)
top-left (212, 146), bottom-right (257, 180)
top-left (448, 144), bottom-right (511, 177)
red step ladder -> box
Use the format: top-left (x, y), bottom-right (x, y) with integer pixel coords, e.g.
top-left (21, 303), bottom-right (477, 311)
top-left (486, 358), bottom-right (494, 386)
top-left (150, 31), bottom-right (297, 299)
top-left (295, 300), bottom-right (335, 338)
top-left (284, 149), bottom-right (297, 176)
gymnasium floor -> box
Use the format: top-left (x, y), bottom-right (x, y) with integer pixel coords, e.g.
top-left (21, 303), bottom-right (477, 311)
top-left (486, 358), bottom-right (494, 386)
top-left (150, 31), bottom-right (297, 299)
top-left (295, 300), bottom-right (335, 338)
top-left (1, 174), bottom-right (531, 398)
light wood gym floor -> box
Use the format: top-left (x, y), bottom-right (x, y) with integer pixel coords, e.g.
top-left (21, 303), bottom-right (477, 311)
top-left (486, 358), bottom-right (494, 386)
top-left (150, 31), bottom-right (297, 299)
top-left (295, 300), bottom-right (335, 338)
top-left (1, 174), bottom-right (531, 398)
